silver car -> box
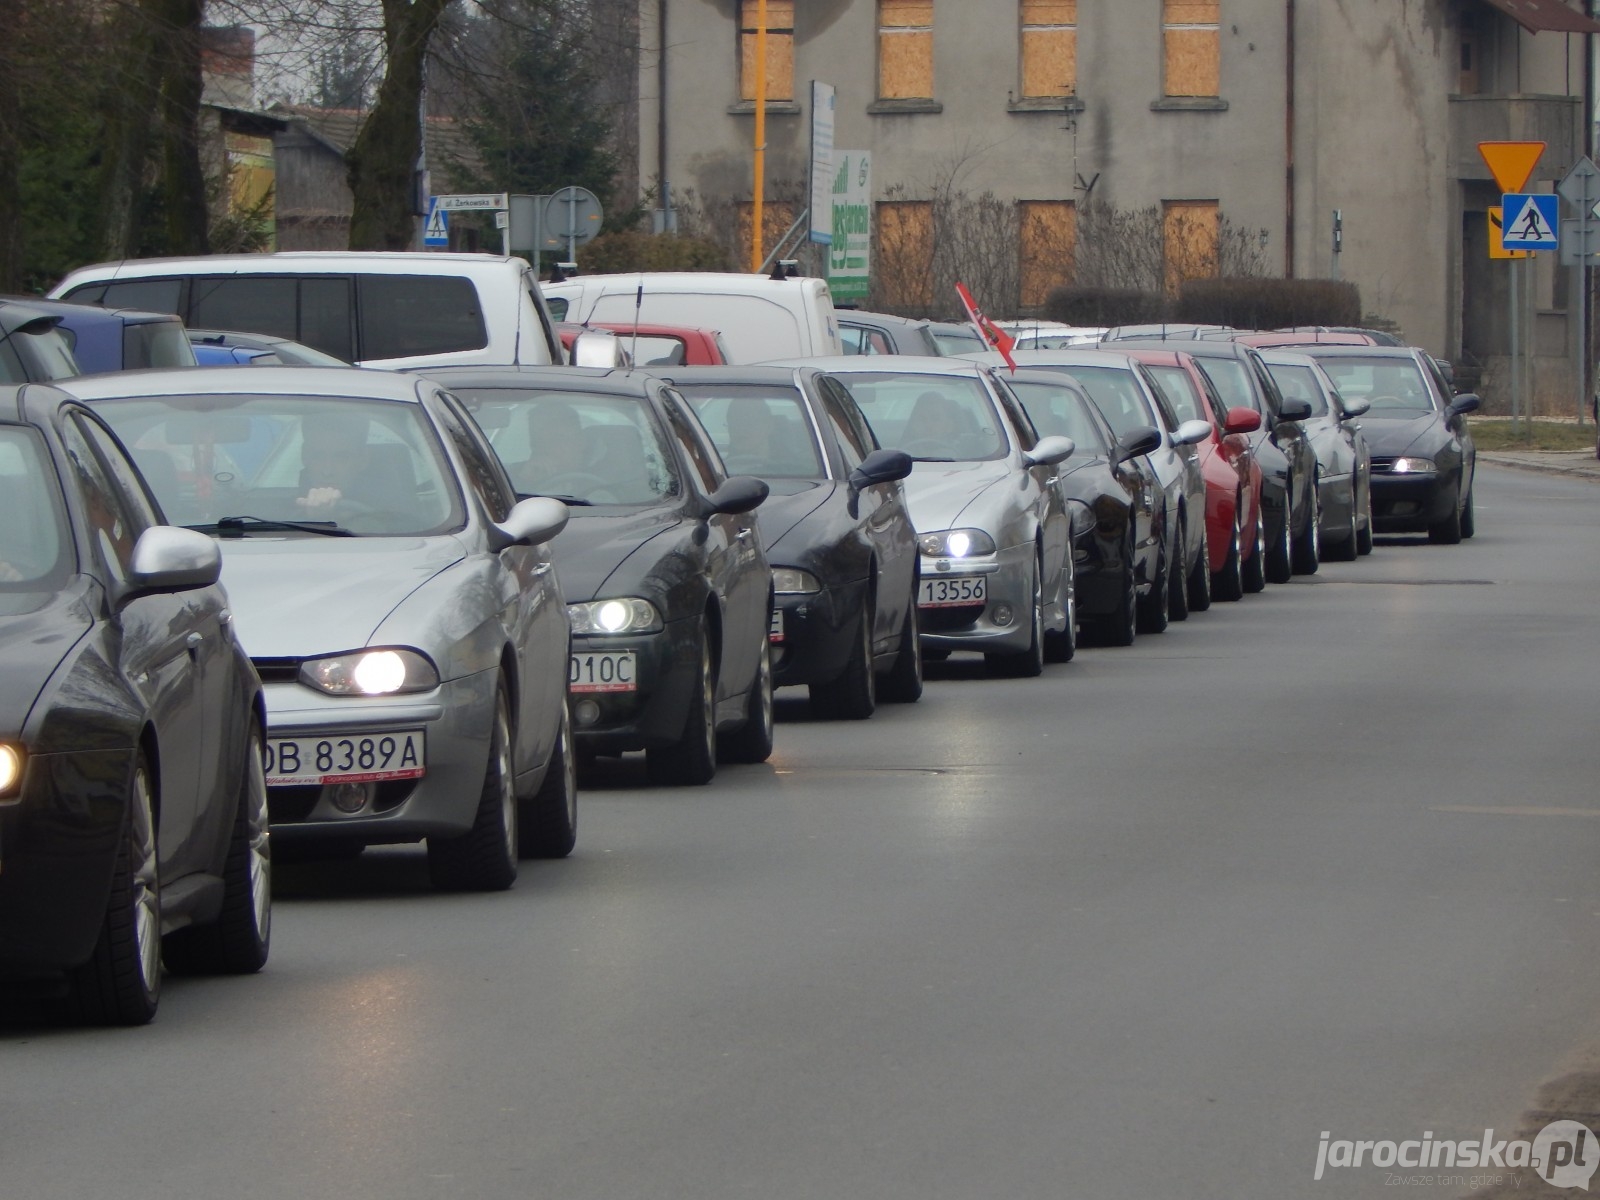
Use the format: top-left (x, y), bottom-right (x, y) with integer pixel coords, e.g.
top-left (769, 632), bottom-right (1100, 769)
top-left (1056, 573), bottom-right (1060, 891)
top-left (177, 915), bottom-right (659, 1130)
top-left (60, 367), bottom-right (574, 893)
top-left (802, 357), bottom-right (1075, 677)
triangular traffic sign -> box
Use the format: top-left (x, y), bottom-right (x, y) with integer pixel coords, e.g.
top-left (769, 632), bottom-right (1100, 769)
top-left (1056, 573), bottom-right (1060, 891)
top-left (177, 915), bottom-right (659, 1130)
top-left (1479, 141), bottom-right (1546, 193)
top-left (1507, 196), bottom-right (1552, 242)
top-left (1502, 193), bottom-right (1559, 249)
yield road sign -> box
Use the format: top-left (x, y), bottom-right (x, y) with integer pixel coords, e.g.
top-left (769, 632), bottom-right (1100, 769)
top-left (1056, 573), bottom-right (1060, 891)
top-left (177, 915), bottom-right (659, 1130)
top-left (1479, 141), bottom-right (1546, 193)
top-left (1488, 207), bottom-right (1531, 260)
top-left (1502, 193), bottom-right (1559, 249)
top-left (423, 198), bottom-right (449, 247)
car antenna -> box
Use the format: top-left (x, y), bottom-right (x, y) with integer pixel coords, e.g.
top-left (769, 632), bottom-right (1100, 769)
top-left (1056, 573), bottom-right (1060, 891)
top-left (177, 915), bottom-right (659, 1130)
top-left (629, 277), bottom-right (642, 373)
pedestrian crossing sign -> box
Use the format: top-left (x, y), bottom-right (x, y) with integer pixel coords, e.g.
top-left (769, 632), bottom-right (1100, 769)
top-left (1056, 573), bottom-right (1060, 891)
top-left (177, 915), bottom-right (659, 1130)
top-left (424, 198), bottom-right (449, 248)
top-left (1501, 193), bottom-right (1558, 251)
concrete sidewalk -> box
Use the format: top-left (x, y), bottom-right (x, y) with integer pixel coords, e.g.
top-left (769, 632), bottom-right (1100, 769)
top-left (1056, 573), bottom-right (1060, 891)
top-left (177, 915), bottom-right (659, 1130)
top-left (1477, 448), bottom-right (1600, 480)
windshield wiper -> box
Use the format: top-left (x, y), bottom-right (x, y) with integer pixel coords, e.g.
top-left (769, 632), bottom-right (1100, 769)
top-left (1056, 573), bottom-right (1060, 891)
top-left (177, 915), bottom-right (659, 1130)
top-left (518, 493), bottom-right (594, 506)
top-left (197, 515), bottom-right (356, 537)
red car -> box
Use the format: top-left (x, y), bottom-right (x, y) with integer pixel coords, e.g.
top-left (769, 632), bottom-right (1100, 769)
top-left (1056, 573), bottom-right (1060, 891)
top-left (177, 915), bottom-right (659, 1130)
top-left (1123, 348), bottom-right (1266, 601)
top-left (557, 322), bottom-right (731, 367)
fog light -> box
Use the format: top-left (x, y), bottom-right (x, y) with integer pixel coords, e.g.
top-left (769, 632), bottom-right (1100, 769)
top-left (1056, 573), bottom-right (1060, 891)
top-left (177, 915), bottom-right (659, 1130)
top-left (327, 782), bottom-right (373, 814)
top-left (574, 699), bottom-right (602, 727)
top-left (992, 603), bottom-right (1014, 627)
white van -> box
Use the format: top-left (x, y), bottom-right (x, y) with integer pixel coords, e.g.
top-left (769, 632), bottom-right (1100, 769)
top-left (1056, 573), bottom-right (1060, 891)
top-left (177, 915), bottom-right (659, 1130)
top-left (50, 252), bottom-right (563, 370)
top-left (542, 272), bottom-right (842, 363)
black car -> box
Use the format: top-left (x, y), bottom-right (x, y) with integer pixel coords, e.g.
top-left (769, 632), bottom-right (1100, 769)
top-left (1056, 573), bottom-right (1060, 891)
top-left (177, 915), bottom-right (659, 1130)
top-left (1259, 349), bottom-right (1374, 560)
top-left (1000, 370), bottom-right (1163, 647)
top-left (664, 365), bottom-right (921, 718)
top-left (426, 367), bottom-right (774, 785)
top-left (0, 301), bottom-right (81, 383)
top-left (1114, 338), bottom-right (1319, 581)
top-left (1298, 346), bottom-right (1479, 543)
top-left (0, 384), bottom-right (268, 1024)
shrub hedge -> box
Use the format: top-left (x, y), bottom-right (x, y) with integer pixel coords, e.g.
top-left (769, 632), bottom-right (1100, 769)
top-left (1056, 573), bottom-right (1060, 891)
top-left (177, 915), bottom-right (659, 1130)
top-left (1175, 277), bottom-right (1361, 328)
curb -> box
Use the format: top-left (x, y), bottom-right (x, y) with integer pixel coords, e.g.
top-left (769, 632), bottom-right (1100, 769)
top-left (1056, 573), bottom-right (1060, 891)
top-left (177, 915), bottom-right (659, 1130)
top-left (1478, 452), bottom-right (1600, 481)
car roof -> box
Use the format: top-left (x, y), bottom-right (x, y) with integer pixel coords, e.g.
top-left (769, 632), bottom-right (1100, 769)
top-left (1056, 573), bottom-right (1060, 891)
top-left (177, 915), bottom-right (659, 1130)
top-left (835, 310), bottom-right (931, 331)
top-left (53, 365), bottom-right (431, 402)
top-left (652, 365), bottom-right (809, 387)
top-left (1287, 344), bottom-right (1429, 360)
top-left (415, 364), bottom-right (658, 396)
top-left (962, 347), bottom-right (1144, 370)
top-left (0, 299), bottom-right (65, 337)
top-left (2, 296), bottom-right (178, 326)
top-left (1112, 337), bottom-right (1259, 360)
top-left (784, 354), bottom-right (989, 377)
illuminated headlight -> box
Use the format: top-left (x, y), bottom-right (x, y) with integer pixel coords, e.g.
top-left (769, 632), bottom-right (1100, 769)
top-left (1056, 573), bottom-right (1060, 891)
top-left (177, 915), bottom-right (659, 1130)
top-left (918, 528), bottom-right (996, 558)
top-left (0, 744), bottom-right (22, 798)
top-left (772, 568), bottom-right (821, 594)
top-left (568, 597), bottom-right (663, 635)
top-left (1391, 456), bottom-right (1438, 475)
top-left (299, 649), bottom-right (440, 696)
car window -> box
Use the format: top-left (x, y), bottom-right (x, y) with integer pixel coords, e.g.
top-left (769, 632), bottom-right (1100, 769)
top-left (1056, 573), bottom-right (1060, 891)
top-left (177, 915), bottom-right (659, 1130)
top-left (16, 325), bottom-right (80, 381)
top-left (300, 277), bottom-right (356, 362)
top-left (676, 384), bottom-right (827, 479)
top-left (820, 377), bottom-right (879, 456)
top-left (1143, 364), bottom-right (1209, 426)
top-left (991, 378), bottom-right (1039, 450)
top-left (435, 395), bottom-right (514, 522)
top-left (358, 275), bottom-right (488, 361)
top-left (1193, 357), bottom-right (1260, 414)
top-left (90, 394), bottom-right (464, 536)
top-left (1059, 365), bottom-right (1159, 440)
top-left (1006, 379), bottom-right (1111, 456)
top-left (0, 425), bottom-right (74, 602)
top-left (57, 417), bottom-right (141, 583)
top-left (840, 324), bottom-right (891, 355)
top-left (927, 326), bottom-right (985, 356)
top-left (663, 393), bottom-right (727, 493)
top-left (73, 413), bottom-right (164, 529)
top-left (545, 296), bottom-right (569, 321)
top-left (831, 372), bottom-right (1006, 461)
top-left (624, 335), bottom-right (689, 367)
top-left (190, 276), bottom-right (300, 341)
top-left (92, 278), bottom-right (185, 316)
top-left (1263, 363), bottom-right (1330, 417)
top-left (1313, 358), bottom-right (1439, 416)
top-left (1134, 365), bottom-right (1181, 432)
top-left (452, 386), bottom-right (681, 506)
top-left (123, 321), bottom-right (197, 370)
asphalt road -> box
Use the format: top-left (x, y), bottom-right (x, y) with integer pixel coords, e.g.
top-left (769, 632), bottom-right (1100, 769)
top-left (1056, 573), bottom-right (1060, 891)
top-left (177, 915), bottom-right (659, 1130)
top-left (6, 463), bottom-right (1600, 1200)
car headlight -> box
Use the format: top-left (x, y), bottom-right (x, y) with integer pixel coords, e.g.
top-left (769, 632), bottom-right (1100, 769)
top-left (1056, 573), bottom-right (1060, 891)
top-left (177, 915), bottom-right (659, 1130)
top-left (0, 744), bottom-right (23, 799)
top-left (772, 567), bottom-right (821, 594)
top-left (918, 528), bottom-right (997, 558)
top-left (299, 649), bottom-right (440, 696)
top-left (1391, 456), bottom-right (1438, 475)
top-left (568, 597), bottom-right (663, 635)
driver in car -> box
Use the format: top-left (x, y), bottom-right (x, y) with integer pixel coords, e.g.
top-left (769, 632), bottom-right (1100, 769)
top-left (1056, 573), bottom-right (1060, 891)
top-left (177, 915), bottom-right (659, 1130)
top-left (295, 411), bottom-right (402, 517)
top-left (515, 403), bottom-right (591, 495)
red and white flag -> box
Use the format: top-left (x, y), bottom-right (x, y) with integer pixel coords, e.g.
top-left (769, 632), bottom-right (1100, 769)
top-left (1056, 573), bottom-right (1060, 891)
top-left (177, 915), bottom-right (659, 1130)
top-left (954, 282), bottom-right (1017, 373)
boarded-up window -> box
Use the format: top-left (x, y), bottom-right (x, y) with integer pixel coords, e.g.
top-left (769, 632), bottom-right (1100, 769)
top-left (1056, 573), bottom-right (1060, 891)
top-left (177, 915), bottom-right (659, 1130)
top-left (1018, 201), bottom-right (1075, 308)
top-left (1021, 0), bottom-right (1076, 99)
top-left (1163, 200), bottom-right (1220, 295)
top-left (875, 200), bottom-right (935, 311)
top-left (736, 200), bottom-right (797, 271)
top-left (1163, 0), bottom-right (1219, 98)
top-left (880, 0), bottom-right (934, 100)
top-left (739, 0), bottom-right (795, 102)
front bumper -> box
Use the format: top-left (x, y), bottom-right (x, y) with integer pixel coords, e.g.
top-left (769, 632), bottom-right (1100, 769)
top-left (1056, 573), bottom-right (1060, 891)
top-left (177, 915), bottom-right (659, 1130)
top-left (568, 616), bottom-right (702, 754)
top-left (0, 746), bottom-right (134, 975)
top-left (1370, 471), bottom-right (1454, 531)
top-left (770, 578), bottom-right (869, 688)
top-left (916, 542), bottom-right (1036, 655)
top-left (262, 668), bottom-right (497, 847)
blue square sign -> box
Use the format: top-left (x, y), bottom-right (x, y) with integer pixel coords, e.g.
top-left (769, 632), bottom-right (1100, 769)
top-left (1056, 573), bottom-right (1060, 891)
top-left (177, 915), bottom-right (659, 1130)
top-left (1501, 194), bottom-right (1559, 250)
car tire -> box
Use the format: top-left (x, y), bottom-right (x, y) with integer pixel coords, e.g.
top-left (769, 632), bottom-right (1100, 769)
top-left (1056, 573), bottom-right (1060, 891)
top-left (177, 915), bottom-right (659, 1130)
top-left (810, 598), bottom-right (876, 720)
top-left (987, 554), bottom-right (1045, 677)
top-left (1356, 482), bottom-right (1374, 555)
top-left (647, 621), bottom-right (718, 785)
top-left (519, 702), bottom-right (577, 858)
top-left (428, 680), bottom-right (518, 892)
top-left (1168, 515), bottom-right (1192, 622)
top-left (1184, 521), bottom-right (1211, 613)
top-left (1460, 487), bottom-right (1475, 539)
top-left (878, 586), bottom-right (923, 703)
top-left (68, 753), bottom-right (162, 1025)
top-left (1292, 476), bottom-right (1321, 574)
top-left (1264, 491), bottom-right (1293, 584)
top-left (164, 725), bottom-right (271, 976)
top-left (1136, 538), bottom-right (1170, 634)
top-left (1428, 489), bottom-right (1463, 544)
top-left (1325, 488), bottom-right (1359, 562)
top-left (1212, 503), bottom-right (1244, 602)
top-left (1099, 553), bottom-right (1138, 648)
top-left (1242, 503), bottom-right (1267, 593)
top-left (1043, 556), bottom-right (1077, 663)
top-left (719, 634), bottom-right (775, 763)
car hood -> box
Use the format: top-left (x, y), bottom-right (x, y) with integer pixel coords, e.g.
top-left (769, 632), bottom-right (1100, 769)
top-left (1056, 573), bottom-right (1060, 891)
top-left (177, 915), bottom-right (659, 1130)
top-left (904, 460), bottom-right (1007, 531)
top-left (1359, 414), bottom-right (1442, 456)
top-left (219, 537), bottom-right (466, 658)
top-left (554, 506), bottom-right (684, 602)
top-left (0, 582), bottom-right (94, 734)
top-left (756, 480), bottom-right (833, 552)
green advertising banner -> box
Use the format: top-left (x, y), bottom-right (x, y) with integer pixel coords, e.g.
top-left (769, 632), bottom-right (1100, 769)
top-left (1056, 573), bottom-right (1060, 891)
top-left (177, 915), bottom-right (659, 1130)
top-left (828, 151), bottom-right (871, 304)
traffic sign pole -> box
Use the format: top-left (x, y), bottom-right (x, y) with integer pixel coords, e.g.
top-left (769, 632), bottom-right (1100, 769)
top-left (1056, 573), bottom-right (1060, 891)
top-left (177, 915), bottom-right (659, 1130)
top-left (1481, 142), bottom-right (1546, 434)
top-left (1558, 156), bottom-right (1600, 426)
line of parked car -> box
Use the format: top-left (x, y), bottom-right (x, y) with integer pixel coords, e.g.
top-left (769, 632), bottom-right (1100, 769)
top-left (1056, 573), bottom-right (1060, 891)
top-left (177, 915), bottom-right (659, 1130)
top-left (0, 256), bottom-right (1479, 1024)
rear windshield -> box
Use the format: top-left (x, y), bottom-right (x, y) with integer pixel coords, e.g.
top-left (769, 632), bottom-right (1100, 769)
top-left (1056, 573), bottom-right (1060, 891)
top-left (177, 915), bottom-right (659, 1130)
top-left (0, 426), bottom-right (74, 603)
top-left (677, 384), bottom-right (826, 478)
top-left (124, 321), bottom-right (197, 370)
top-left (830, 372), bottom-right (1006, 462)
top-left (1058, 365), bottom-right (1156, 440)
top-left (1313, 357), bottom-right (1438, 416)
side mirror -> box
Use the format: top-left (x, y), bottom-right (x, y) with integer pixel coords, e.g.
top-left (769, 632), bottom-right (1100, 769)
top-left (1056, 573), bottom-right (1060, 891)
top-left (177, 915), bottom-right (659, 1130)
top-left (488, 495), bottom-right (569, 552)
top-left (119, 526), bottom-right (221, 606)
top-left (1340, 395), bottom-right (1372, 419)
top-left (705, 475), bottom-right (769, 516)
top-left (570, 330), bottom-right (628, 368)
top-left (1172, 419), bottom-right (1212, 447)
top-left (1222, 406), bottom-right (1262, 435)
top-left (849, 447), bottom-right (914, 489)
top-left (1277, 396), bottom-right (1314, 422)
top-left (1113, 425), bottom-right (1163, 465)
top-left (1446, 393), bottom-right (1481, 417)
top-left (1023, 434), bottom-right (1075, 468)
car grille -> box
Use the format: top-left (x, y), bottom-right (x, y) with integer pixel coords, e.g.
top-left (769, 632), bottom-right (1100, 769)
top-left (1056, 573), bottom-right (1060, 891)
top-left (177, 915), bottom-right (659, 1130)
top-left (251, 657), bottom-right (301, 684)
top-left (1369, 457), bottom-right (1397, 474)
top-left (267, 780), bottom-right (418, 822)
top-left (920, 604), bottom-right (986, 633)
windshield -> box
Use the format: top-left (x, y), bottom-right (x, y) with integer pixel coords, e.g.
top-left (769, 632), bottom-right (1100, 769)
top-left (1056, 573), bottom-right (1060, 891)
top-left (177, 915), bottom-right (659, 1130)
top-left (123, 321), bottom-right (197, 369)
top-left (1007, 380), bottom-right (1110, 456)
top-left (452, 388), bottom-right (680, 505)
top-left (677, 385), bottom-right (826, 478)
top-left (1193, 357), bottom-right (1260, 414)
top-left (1314, 357), bottom-right (1438, 416)
top-left (1143, 364), bottom-right (1209, 425)
top-left (90, 394), bottom-right (464, 536)
top-left (0, 426), bottom-right (73, 604)
top-left (928, 326), bottom-right (985, 356)
top-left (830, 372), bottom-right (1007, 461)
top-left (1264, 363), bottom-right (1330, 417)
top-left (1059, 365), bottom-right (1158, 441)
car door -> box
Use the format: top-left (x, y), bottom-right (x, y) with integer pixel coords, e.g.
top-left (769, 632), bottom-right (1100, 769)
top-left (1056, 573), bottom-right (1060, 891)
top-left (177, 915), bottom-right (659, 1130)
top-left (59, 412), bottom-right (218, 874)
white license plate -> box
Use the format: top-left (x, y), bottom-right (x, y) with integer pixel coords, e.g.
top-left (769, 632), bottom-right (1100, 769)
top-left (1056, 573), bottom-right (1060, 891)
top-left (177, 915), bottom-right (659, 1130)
top-left (569, 651), bottom-right (638, 693)
top-left (919, 576), bottom-right (987, 608)
top-left (769, 608), bottom-right (785, 643)
top-left (265, 730), bottom-right (426, 787)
